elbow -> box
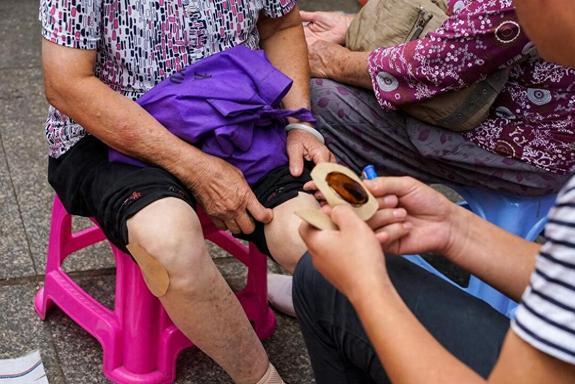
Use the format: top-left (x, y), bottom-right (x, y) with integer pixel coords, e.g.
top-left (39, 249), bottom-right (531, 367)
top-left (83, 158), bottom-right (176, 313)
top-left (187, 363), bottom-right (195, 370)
top-left (41, 38), bottom-right (98, 110)
top-left (43, 70), bottom-right (90, 112)
top-left (44, 88), bottom-right (61, 109)
top-left (43, 73), bottom-right (66, 109)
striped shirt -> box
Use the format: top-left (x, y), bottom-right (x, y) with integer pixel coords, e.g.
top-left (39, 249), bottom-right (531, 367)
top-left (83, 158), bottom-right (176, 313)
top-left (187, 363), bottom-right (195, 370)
top-left (512, 175), bottom-right (575, 364)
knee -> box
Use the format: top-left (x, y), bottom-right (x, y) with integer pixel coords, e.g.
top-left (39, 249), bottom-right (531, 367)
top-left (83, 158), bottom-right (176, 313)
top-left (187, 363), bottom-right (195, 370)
top-left (146, 230), bottom-right (211, 295)
top-left (149, 226), bottom-right (206, 272)
top-left (264, 193), bottom-right (318, 272)
top-left (127, 200), bottom-right (210, 293)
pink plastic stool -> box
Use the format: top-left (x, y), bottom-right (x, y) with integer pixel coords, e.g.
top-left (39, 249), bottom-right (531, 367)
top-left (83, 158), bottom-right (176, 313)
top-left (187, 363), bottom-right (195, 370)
top-left (35, 196), bottom-right (277, 384)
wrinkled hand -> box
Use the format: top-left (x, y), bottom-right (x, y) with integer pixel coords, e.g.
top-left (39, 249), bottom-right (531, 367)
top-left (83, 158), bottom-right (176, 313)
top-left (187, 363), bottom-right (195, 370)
top-left (363, 177), bottom-right (457, 256)
top-left (189, 155), bottom-right (273, 234)
top-left (307, 40), bottom-right (350, 78)
top-left (286, 128), bottom-right (336, 177)
top-left (300, 11), bottom-right (355, 46)
top-left (299, 205), bottom-right (392, 301)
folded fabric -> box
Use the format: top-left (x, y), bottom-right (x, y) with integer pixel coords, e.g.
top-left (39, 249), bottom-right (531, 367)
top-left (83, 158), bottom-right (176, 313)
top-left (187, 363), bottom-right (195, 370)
top-left (109, 45), bottom-right (315, 185)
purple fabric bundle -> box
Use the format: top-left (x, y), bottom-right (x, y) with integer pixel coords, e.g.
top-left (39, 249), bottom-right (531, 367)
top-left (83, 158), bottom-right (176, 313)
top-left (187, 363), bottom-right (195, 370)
top-left (109, 45), bottom-right (315, 184)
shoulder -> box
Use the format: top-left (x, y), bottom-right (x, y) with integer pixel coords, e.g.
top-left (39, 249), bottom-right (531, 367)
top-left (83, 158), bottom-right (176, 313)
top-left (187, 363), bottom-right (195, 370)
top-left (511, 175), bottom-right (575, 365)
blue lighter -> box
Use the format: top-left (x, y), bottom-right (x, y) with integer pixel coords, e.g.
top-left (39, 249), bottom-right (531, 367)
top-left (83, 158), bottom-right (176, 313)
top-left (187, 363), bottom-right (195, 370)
top-left (361, 164), bottom-right (378, 180)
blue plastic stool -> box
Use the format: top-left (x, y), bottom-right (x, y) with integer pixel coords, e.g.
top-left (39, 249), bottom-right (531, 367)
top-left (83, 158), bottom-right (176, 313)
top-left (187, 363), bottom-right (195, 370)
top-left (405, 186), bottom-right (557, 318)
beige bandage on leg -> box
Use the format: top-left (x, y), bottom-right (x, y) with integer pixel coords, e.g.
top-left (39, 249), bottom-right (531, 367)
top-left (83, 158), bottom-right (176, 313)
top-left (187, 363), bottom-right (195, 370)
top-left (126, 243), bottom-right (170, 297)
top-left (256, 363), bottom-right (284, 384)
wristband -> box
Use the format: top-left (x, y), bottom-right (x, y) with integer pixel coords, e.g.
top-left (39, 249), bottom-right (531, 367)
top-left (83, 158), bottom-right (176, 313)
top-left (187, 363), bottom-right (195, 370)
top-left (285, 123), bottom-right (325, 144)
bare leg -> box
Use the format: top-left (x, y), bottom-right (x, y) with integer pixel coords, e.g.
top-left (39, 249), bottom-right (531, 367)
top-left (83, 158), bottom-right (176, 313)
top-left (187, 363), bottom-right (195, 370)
top-left (265, 192), bottom-right (320, 273)
top-left (127, 198), bottom-right (269, 384)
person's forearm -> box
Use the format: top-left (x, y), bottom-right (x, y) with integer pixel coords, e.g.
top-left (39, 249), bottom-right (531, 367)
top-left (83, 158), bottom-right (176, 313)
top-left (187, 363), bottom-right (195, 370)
top-left (45, 73), bottom-right (211, 185)
top-left (352, 282), bottom-right (484, 384)
top-left (444, 205), bottom-right (540, 301)
top-left (327, 49), bottom-right (372, 89)
top-left (259, 6), bottom-right (311, 115)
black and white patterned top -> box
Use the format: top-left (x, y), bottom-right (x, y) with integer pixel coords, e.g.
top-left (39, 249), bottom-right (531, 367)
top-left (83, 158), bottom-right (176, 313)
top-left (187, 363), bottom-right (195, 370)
top-left (39, 0), bottom-right (297, 157)
top-left (512, 176), bottom-right (575, 364)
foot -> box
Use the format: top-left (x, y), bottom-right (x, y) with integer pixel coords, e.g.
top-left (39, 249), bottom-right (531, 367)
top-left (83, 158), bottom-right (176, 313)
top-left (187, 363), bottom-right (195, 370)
top-left (267, 273), bottom-right (296, 317)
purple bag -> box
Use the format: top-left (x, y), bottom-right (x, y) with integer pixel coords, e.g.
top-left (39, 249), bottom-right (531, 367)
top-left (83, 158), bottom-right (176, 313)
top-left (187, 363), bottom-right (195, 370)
top-left (109, 45), bottom-right (315, 185)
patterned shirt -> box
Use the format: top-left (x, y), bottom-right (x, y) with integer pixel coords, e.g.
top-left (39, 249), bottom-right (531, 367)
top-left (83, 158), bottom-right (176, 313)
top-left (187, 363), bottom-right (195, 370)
top-left (368, 0), bottom-right (575, 175)
top-left (512, 176), bottom-right (575, 364)
top-left (40, 0), bottom-right (296, 157)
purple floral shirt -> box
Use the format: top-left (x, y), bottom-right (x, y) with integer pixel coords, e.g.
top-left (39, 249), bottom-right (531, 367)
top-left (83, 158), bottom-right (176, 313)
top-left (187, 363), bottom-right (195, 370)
top-left (40, 0), bottom-right (296, 157)
top-left (368, 0), bottom-right (575, 175)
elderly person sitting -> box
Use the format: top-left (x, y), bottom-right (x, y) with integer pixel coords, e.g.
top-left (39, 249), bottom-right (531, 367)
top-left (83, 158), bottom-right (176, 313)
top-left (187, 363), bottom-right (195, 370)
top-left (302, 0), bottom-right (574, 196)
top-left (40, 0), bottom-right (333, 382)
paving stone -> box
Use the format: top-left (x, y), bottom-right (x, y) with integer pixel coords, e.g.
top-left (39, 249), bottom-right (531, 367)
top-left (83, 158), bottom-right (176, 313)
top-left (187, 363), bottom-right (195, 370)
top-left (0, 67), bottom-right (124, 276)
top-left (0, 67), bottom-right (52, 277)
top-left (0, 0), bottom-right (42, 69)
top-left (0, 66), bottom-right (45, 102)
top-left (0, 137), bottom-right (35, 280)
top-left (47, 310), bottom-right (111, 384)
top-left (0, 67), bottom-right (118, 274)
top-left (206, 239), bottom-right (236, 259)
top-left (0, 282), bottom-right (65, 383)
top-left (175, 349), bottom-right (231, 384)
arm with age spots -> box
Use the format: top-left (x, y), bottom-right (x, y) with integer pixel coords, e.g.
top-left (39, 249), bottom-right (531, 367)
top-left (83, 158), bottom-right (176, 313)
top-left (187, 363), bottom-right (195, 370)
top-left (42, 40), bottom-right (272, 234)
top-left (296, 8), bottom-right (372, 89)
top-left (258, 6), bottom-right (335, 177)
top-left (308, 2), bottom-right (530, 106)
top-left (307, 40), bottom-right (372, 89)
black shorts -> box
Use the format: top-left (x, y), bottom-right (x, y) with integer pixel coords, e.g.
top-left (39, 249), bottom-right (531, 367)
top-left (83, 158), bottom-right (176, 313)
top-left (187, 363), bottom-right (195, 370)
top-left (48, 135), bottom-right (312, 255)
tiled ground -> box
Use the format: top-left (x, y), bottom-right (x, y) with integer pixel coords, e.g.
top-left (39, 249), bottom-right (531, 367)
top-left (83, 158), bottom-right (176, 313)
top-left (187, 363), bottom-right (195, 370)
top-left (0, 1), bottom-right (359, 383)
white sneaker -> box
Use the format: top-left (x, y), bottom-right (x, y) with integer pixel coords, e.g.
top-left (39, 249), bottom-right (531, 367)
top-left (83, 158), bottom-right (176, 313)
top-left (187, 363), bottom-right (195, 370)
top-left (267, 273), bottom-right (296, 317)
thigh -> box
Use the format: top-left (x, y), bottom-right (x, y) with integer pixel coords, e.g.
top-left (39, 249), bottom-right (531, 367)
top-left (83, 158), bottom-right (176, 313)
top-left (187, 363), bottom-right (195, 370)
top-left (294, 254), bottom-right (386, 384)
top-left (294, 254), bottom-right (509, 383)
top-left (386, 256), bottom-right (509, 374)
top-left (48, 135), bottom-right (196, 252)
top-left (404, 117), bottom-right (568, 195)
top-left (310, 79), bottom-right (563, 196)
top-left (311, 78), bottom-right (472, 185)
top-left (310, 78), bottom-right (418, 177)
